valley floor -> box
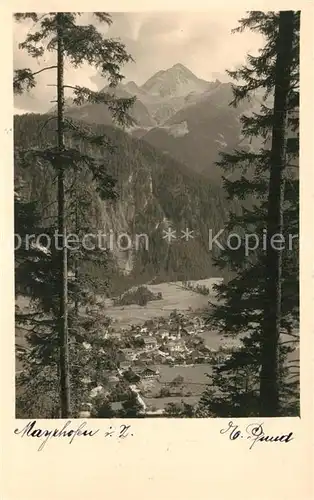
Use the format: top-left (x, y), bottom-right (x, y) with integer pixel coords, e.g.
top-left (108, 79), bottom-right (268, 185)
top-left (99, 278), bottom-right (222, 329)
top-left (15, 277), bottom-right (299, 416)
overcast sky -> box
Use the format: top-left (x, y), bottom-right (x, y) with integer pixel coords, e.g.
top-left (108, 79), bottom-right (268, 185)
top-left (14, 12), bottom-right (262, 114)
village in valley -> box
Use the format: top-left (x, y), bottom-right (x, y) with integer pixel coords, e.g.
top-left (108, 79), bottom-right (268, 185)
top-left (79, 284), bottom-right (237, 418)
top-left (16, 278), bottom-right (238, 418)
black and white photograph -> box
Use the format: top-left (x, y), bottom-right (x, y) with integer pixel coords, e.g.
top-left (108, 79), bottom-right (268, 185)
top-left (13, 10), bottom-right (300, 419)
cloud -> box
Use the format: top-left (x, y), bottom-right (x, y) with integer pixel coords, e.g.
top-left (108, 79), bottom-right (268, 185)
top-left (14, 11), bottom-right (262, 113)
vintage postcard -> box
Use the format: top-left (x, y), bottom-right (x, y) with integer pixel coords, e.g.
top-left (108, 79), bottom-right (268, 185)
top-left (1, 1), bottom-right (313, 499)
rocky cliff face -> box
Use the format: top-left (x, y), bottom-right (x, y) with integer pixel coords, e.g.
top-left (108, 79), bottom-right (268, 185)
top-left (14, 114), bottom-right (235, 283)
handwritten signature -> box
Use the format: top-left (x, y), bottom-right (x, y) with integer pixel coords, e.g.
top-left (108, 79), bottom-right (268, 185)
top-left (220, 421), bottom-right (294, 450)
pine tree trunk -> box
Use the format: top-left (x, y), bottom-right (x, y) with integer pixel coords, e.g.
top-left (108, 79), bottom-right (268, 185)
top-left (259, 11), bottom-right (295, 416)
top-left (74, 197), bottom-right (79, 317)
top-left (57, 13), bottom-right (71, 417)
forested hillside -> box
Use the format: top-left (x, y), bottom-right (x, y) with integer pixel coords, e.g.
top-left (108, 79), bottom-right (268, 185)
top-left (14, 113), bottom-right (238, 291)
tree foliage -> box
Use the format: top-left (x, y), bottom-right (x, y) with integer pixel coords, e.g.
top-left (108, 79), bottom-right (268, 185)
top-left (200, 10), bottom-right (300, 417)
top-left (14, 12), bottom-right (135, 417)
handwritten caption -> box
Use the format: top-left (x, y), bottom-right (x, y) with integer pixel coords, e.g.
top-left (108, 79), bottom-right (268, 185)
top-left (220, 421), bottom-right (294, 450)
top-left (14, 420), bottom-right (133, 451)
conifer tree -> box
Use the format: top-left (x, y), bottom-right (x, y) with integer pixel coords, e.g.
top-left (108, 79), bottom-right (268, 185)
top-left (200, 11), bottom-right (299, 417)
top-left (15, 147), bottom-right (121, 418)
top-left (14, 12), bottom-right (135, 417)
top-left (260, 10), bottom-right (295, 416)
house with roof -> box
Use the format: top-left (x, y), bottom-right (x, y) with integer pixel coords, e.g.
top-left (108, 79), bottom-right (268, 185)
top-left (81, 376), bottom-right (92, 385)
top-left (122, 348), bottom-right (137, 360)
top-left (109, 331), bottom-right (122, 340)
top-left (153, 351), bottom-right (168, 363)
top-left (132, 365), bottom-right (147, 377)
top-left (157, 349), bottom-right (168, 358)
top-left (116, 348), bottom-right (136, 362)
top-left (143, 337), bottom-right (158, 350)
top-left (158, 328), bottom-right (170, 340)
top-left (167, 339), bottom-right (186, 354)
top-left (145, 408), bottom-right (166, 417)
top-left (169, 332), bottom-right (181, 341)
top-left (107, 374), bottom-right (120, 386)
top-left (78, 402), bottom-right (92, 418)
top-left (180, 328), bottom-right (192, 338)
top-left (120, 360), bottom-right (132, 371)
top-left (137, 351), bottom-right (153, 363)
top-left (140, 367), bottom-right (160, 380)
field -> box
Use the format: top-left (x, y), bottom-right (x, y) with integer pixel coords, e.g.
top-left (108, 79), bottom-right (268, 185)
top-left (142, 363), bottom-right (212, 410)
top-left (98, 278), bottom-right (223, 329)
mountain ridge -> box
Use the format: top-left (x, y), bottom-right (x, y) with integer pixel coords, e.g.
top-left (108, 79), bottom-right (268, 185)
top-left (42, 63), bottom-right (259, 181)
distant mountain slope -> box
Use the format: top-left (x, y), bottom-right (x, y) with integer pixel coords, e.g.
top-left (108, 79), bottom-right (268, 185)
top-left (129, 64), bottom-right (217, 126)
top-left (143, 82), bottom-right (263, 178)
top-left (45, 65), bottom-right (263, 183)
top-left (49, 86), bottom-right (156, 128)
top-left (14, 113), bottom-right (238, 286)
top-left (61, 64), bottom-right (218, 129)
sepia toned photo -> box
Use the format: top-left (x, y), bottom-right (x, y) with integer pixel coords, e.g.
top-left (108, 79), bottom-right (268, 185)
top-left (14, 11), bottom-right (300, 419)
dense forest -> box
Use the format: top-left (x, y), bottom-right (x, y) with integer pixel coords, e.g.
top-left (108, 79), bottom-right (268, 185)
top-left (14, 113), bottom-right (239, 289)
